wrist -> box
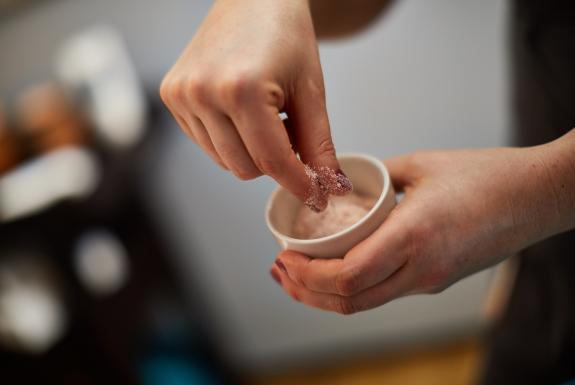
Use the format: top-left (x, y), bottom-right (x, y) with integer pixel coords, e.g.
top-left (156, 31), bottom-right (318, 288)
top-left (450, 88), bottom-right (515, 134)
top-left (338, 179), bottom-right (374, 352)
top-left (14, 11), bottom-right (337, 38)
top-left (531, 128), bottom-right (575, 236)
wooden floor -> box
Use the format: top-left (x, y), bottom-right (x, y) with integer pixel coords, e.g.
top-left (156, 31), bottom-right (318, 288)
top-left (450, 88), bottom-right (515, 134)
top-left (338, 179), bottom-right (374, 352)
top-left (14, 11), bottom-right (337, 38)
top-left (250, 339), bottom-right (484, 385)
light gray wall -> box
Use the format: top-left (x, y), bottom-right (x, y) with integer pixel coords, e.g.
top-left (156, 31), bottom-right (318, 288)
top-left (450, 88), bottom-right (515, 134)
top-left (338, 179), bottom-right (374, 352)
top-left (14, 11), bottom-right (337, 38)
top-left (143, 0), bottom-right (511, 370)
top-left (0, 0), bottom-right (209, 93)
top-left (0, 0), bottom-right (510, 371)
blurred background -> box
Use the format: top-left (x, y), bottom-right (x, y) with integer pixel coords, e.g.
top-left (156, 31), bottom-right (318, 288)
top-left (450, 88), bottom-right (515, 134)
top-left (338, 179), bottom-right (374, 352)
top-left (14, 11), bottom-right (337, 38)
top-left (0, 0), bottom-right (512, 384)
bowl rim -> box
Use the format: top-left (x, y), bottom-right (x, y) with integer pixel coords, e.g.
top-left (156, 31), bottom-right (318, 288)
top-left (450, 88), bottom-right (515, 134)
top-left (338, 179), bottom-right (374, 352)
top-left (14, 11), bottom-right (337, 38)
top-left (265, 153), bottom-right (391, 245)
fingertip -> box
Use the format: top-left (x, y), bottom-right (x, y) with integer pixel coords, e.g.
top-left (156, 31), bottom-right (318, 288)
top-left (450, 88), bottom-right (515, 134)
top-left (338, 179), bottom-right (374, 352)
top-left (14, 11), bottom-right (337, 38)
top-left (326, 166), bottom-right (354, 197)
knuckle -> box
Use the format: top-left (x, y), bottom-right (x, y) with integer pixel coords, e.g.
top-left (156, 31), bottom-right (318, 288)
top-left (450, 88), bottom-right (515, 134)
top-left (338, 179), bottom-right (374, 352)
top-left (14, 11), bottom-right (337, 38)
top-left (187, 75), bottom-right (210, 107)
top-left (332, 296), bottom-right (358, 315)
top-left (160, 76), bottom-right (188, 107)
top-left (302, 78), bottom-right (326, 99)
top-left (160, 72), bottom-right (213, 109)
top-left (219, 70), bottom-right (262, 107)
top-left (233, 167), bottom-right (261, 181)
top-left (404, 153), bottom-right (425, 173)
top-left (315, 136), bottom-right (336, 160)
top-left (254, 157), bottom-right (285, 176)
top-left (335, 267), bottom-right (361, 297)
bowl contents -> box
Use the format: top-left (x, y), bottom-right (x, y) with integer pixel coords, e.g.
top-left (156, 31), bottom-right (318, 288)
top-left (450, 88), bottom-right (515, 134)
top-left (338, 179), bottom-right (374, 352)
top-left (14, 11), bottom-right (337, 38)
top-left (293, 192), bottom-right (377, 239)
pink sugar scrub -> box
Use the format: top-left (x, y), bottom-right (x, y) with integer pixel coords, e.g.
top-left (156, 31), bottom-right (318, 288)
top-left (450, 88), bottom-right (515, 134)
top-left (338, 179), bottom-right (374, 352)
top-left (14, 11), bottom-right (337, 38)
top-left (303, 165), bottom-right (353, 212)
top-left (294, 192), bottom-right (377, 239)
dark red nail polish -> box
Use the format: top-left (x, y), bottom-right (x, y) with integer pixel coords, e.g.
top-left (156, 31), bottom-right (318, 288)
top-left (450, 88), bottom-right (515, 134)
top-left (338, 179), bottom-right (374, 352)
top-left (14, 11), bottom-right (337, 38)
top-left (270, 269), bottom-right (281, 284)
top-left (275, 259), bottom-right (288, 274)
top-left (334, 169), bottom-right (353, 195)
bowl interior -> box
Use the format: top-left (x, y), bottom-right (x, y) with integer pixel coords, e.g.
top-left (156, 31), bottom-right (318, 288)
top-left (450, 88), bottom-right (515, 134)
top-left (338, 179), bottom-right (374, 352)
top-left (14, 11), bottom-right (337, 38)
top-left (268, 155), bottom-right (385, 239)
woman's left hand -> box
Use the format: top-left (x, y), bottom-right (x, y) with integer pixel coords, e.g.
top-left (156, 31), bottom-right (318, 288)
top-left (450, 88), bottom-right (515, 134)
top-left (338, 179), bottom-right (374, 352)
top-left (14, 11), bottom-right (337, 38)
top-left (270, 143), bottom-right (568, 314)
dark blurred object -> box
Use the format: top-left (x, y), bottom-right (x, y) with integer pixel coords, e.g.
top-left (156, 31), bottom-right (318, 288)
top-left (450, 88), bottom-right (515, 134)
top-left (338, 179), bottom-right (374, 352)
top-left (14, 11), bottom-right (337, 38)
top-left (0, 100), bottom-right (230, 384)
top-left (15, 83), bottom-right (88, 153)
top-left (0, 0), bottom-right (50, 20)
top-left (0, 102), bottom-right (22, 175)
top-left (138, 295), bottom-right (226, 385)
top-left (0, 0), bottom-right (45, 10)
top-left (480, 0), bottom-right (575, 384)
top-left (0, 24), bottom-right (232, 385)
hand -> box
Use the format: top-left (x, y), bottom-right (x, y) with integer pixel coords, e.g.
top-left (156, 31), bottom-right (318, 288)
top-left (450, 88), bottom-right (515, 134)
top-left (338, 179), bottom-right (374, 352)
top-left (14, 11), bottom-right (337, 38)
top-left (270, 144), bottom-right (569, 314)
top-left (160, 0), bottom-right (343, 208)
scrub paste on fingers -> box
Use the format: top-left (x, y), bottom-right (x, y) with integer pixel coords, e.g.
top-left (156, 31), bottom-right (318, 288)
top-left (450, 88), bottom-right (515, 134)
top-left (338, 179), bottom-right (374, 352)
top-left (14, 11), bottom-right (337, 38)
top-left (297, 165), bottom-right (376, 239)
top-left (303, 165), bottom-right (353, 212)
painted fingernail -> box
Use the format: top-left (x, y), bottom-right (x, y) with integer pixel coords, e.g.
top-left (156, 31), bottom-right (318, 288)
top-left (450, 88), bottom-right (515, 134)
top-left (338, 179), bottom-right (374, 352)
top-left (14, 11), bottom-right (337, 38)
top-left (275, 259), bottom-right (288, 274)
top-left (333, 169), bottom-right (353, 195)
top-left (270, 269), bottom-right (281, 284)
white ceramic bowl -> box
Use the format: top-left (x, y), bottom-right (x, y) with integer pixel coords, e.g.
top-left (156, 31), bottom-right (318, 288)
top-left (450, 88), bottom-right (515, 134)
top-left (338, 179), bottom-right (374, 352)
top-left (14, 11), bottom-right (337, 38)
top-left (265, 153), bottom-right (396, 259)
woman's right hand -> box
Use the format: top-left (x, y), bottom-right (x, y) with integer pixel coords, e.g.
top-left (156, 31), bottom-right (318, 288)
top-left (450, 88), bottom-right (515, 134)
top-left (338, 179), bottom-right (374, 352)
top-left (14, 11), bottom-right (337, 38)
top-left (160, 0), bottom-right (349, 211)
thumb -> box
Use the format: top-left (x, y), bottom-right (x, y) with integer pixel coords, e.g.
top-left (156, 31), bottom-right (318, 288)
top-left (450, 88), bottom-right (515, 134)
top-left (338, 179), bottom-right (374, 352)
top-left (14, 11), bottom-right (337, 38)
top-left (384, 154), bottom-right (419, 192)
top-left (288, 79), bottom-right (351, 196)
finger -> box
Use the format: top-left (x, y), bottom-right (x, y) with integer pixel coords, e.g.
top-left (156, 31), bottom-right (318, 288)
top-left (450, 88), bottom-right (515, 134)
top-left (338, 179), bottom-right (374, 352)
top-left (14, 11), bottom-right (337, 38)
top-left (288, 79), bottom-right (338, 170)
top-left (173, 112), bottom-right (197, 142)
top-left (164, 94), bottom-right (228, 171)
top-left (276, 217), bottom-right (408, 296)
top-left (173, 113), bottom-right (228, 170)
top-left (288, 81), bottom-right (353, 197)
top-left (200, 111), bottom-right (262, 180)
top-left (161, 83), bottom-right (228, 171)
top-left (275, 250), bottom-right (345, 293)
top-left (271, 262), bottom-right (414, 315)
top-left (384, 155), bottom-right (419, 192)
top-left (230, 101), bottom-right (319, 207)
top-left (183, 114), bottom-right (229, 170)
top-left (163, 100), bottom-right (196, 143)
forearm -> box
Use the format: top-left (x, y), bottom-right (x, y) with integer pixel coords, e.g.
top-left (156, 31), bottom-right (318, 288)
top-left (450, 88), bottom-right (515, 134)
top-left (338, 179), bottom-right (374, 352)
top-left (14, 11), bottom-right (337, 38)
top-left (309, 0), bottom-right (393, 39)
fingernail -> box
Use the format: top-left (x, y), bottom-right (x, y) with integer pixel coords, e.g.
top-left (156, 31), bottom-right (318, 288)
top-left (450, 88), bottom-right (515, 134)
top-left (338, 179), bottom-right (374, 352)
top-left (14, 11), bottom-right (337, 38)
top-left (270, 269), bottom-right (281, 284)
top-left (275, 259), bottom-right (288, 274)
top-left (333, 169), bottom-right (353, 195)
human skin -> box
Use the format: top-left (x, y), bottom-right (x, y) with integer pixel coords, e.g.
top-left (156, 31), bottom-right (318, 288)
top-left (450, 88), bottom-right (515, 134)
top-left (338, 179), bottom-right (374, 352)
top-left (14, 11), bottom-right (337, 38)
top-left (271, 129), bottom-right (575, 314)
top-left (160, 0), bottom-right (391, 210)
top-left (161, 0), bottom-right (575, 314)
top-left (161, 0), bottom-right (346, 210)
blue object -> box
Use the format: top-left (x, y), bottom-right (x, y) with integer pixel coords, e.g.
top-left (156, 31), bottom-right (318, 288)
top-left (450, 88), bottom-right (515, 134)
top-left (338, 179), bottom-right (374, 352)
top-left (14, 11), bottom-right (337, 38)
top-left (140, 355), bottom-right (222, 385)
